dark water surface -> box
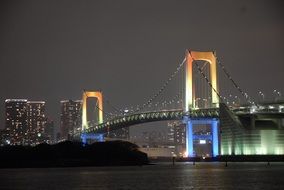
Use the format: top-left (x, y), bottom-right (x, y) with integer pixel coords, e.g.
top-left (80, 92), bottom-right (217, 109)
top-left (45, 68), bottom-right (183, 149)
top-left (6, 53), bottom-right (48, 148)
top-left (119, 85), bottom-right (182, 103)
top-left (0, 162), bottom-right (284, 190)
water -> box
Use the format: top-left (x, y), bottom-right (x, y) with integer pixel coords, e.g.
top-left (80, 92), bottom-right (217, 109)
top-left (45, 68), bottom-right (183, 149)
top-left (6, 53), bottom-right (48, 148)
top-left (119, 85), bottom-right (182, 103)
top-left (0, 162), bottom-right (284, 190)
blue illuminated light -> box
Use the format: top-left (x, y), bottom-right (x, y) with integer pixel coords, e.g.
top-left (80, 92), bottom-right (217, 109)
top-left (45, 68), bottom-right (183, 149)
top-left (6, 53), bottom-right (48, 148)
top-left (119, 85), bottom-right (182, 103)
top-left (212, 119), bottom-right (219, 157)
top-left (184, 117), bottom-right (219, 158)
top-left (81, 133), bottom-right (104, 144)
top-left (186, 119), bottom-right (194, 157)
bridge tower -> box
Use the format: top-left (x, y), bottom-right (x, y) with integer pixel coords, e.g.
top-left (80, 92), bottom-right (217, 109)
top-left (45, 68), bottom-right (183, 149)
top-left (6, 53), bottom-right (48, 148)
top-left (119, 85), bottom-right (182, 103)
top-left (185, 50), bottom-right (219, 111)
top-left (184, 50), bottom-right (219, 158)
top-left (81, 90), bottom-right (104, 143)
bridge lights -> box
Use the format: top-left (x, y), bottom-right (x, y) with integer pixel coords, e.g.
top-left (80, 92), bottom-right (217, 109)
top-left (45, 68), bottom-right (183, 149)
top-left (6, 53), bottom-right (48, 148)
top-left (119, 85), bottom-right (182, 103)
top-left (279, 105), bottom-right (284, 112)
top-left (234, 96), bottom-right (241, 105)
top-left (202, 98), bottom-right (208, 108)
top-left (273, 90), bottom-right (282, 101)
top-left (258, 91), bottom-right (265, 101)
top-left (194, 98), bottom-right (201, 108)
top-left (273, 90), bottom-right (277, 101)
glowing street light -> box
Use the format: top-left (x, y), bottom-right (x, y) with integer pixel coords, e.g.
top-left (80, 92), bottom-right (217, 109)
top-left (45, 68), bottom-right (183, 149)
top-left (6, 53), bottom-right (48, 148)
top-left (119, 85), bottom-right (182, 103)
top-left (273, 89), bottom-right (278, 101)
top-left (194, 98), bottom-right (201, 108)
top-left (235, 96), bottom-right (241, 105)
top-left (258, 91), bottom-right (265, 101)
top-left (203, 98), bottom-right (208, 108)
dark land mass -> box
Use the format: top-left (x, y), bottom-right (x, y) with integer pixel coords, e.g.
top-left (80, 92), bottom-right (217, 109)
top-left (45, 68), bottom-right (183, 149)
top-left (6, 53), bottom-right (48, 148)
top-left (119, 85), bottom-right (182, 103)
top-left (0, 141), bottom-right (149, 168)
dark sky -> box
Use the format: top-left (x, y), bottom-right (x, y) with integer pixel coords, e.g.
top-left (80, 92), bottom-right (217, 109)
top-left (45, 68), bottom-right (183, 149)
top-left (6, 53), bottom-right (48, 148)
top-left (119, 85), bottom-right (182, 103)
top-left (0, 0), bottom-right (284, 129)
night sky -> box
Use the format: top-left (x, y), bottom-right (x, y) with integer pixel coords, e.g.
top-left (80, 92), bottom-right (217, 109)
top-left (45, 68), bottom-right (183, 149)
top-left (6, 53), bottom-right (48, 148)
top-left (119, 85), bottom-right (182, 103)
top-left (0, 0), bottom-right (283, 130)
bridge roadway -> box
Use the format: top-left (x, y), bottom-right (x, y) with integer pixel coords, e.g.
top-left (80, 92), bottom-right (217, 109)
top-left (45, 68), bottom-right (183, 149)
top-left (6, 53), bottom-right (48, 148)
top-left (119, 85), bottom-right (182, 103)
top-left (83, 104), bottom-right (284, 134)
top-left (84, 108), bottom-right (219, 134)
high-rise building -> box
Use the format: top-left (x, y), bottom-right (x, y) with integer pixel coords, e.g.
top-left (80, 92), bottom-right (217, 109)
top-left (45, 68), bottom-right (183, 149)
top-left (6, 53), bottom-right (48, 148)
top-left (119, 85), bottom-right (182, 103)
top-left (26, 101), bottom-right (47, 145)
top-left (167, 121), bottom-right (186, 145)
top-left (45, 117), bottom-right (55, 144)
top-left (175, 123), bottom-right (186, 145)
top-left (167, 122), bottom-right (175, 144)
top-left (5, 99), bottom-right (28, 145)
top-left (167, 121), bottom-right (186, 156)
top-left (60, 100), bottom-right (82, 140)
top-left (0, 129), bottom-right (10, 146)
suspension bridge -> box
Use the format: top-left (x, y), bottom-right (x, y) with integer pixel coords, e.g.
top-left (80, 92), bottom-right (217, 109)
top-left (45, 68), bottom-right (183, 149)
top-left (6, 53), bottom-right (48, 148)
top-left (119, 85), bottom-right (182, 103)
top-left (75, 50), bottom-right (284, 157)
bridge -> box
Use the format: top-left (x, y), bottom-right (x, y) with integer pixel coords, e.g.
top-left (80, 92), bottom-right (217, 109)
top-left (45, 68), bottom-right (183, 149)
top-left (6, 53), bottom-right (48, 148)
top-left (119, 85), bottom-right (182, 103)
top-left (84, 108), bottom-right (219, 134)
top-left (76, 50), bottom-right (284, 157)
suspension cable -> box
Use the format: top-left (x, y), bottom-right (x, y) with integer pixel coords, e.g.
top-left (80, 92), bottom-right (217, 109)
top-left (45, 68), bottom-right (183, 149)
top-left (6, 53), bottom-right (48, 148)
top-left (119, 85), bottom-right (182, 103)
top-left (192, 59), bottom-right (224, 103)
top-left (134, 57), bottom-right (186, 113)
top-left (103, 95), bottom-right (124, 115)
top-left (216, 57), bottom-right (253, 104)
top-left (83, 90), bottom-right (113, 118)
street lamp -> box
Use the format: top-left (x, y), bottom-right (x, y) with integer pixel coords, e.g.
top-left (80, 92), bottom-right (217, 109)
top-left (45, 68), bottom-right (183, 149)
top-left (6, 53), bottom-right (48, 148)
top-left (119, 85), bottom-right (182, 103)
top-left (273, 89), bottom-right (278, 101)
top-left (258, 91), bottom-right (265, 102)
top-left (194, 98), bottom-right (201, 108)
top-left (278, 91), bottom-right (282, 100)
top-left (203, 98), bottom-right (208, 108)
top-left (235, 96), bottom-right (241, 105)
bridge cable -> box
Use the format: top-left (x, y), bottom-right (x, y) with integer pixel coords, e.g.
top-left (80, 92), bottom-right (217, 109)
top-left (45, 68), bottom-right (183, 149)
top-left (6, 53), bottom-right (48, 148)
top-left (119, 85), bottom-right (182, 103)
top-left (133, 57), bottom-right (186, 113)
top-left (83, 90), bottom-right (113, 118)
top-left (104, 96), bottom-right (125, 115)
top-left (191, 59), bottom-right (224, 103)
top-left (216, 57), bottom-right (254, 104)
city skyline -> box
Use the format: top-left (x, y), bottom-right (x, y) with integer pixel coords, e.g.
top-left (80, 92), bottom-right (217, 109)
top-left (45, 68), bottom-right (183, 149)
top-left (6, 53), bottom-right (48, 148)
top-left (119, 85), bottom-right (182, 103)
top-left (1, 0), bottom-right (284, 129)
top-left (1, 2), bottom-right (284, 189)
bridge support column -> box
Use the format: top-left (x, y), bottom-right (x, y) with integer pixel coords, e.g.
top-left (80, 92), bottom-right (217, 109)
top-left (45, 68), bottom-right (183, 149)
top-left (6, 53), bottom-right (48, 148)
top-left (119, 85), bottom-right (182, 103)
top-left (184, 116), bottom-right (194, 157)
top-left (212, 119), bottom-right (219, 157)
top-left (81, 133), bottom-right (104, 144)
top-left (183, 117), bottom-right (219, 158)
top-left (185, 50), bottom-right (219, 111)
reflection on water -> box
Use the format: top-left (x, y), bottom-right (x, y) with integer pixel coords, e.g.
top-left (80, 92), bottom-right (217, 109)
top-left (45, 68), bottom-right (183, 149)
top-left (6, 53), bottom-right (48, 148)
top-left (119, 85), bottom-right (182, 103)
top-left (0, 162), bottom-right (284, 190)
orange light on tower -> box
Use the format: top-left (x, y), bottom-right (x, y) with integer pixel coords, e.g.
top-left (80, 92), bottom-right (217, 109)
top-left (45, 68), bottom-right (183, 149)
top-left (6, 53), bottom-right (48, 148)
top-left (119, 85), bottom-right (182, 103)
top-left (185, 50), bottom-right (219, 111)
top-left (82, 91), bottom-right (103, 130)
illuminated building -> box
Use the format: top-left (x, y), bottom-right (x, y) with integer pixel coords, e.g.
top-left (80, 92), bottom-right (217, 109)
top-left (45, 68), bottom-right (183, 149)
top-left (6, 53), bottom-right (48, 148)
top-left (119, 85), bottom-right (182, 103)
top-left (167, 122), bottom-right (175, 144)
top-left (167, 121), bottom-right (186, 145)
top-left (168, 121), bottom-right (186, 156)
top-left (0, 129), bottom-right (10, 146)
top-left (174, 123), bottom-right (186, 145)
top-left (45, 118), bottom-right (55, 144)
top-left (26, 101), bottom-right (47, 145)
top-left (220, 103), bottom-right (284, 155)
top-left (5, 99), bottom-right (28, 145)
top-left (108, 128), bottom-right (129, 140)
top-left (60, 100), bottom-right (82, 140)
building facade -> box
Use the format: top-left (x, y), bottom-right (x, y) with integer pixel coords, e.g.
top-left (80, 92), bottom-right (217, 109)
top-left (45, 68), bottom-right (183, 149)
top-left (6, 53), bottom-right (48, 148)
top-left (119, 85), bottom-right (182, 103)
top-left (108, 128), bottom-right (129, 140)
top-left (167, 121), bottom-right (186, 156)
top-left (26, 101), bottom-right (47, 145)
top-left (45, 117), bottom-right (55, 144)
top-left (5, 99), bottom-right (28, 145)
top-left (60, 100), bottom-right (82, 140)
top-left (4, 99), bottom-right (50, 145)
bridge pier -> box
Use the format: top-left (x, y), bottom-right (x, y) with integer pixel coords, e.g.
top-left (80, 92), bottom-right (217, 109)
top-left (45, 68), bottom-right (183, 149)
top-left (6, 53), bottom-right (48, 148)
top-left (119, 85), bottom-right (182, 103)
top-left (81, 133), bottom-right (104, 144)
top-left (183, 117), bottom-right (219, 158)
